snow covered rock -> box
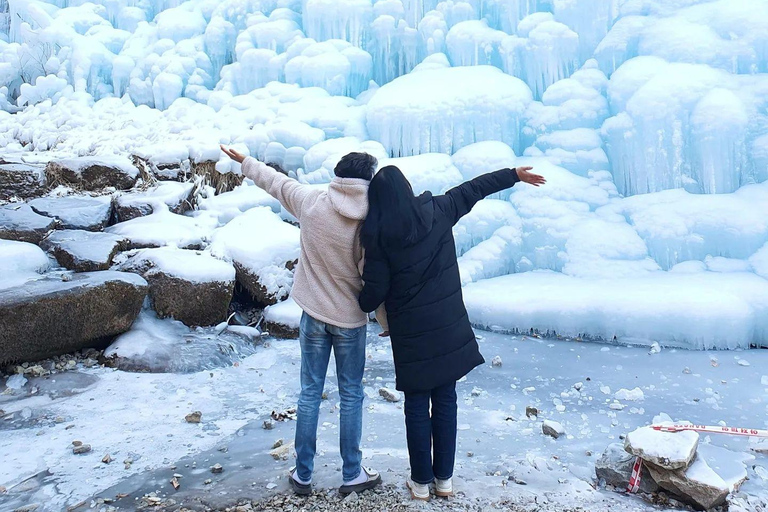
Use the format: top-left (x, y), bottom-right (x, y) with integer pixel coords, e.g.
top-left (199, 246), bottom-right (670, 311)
top-left (0, 204), bottom-right (56, 244)
top-left (210, 207), bottom-right (300, 305)
top-left (0, 271), bottom-right (147, 365)
top-left (28, 195), bottom-right (113, 231)
top-left (45, 157), bottom-right (139, 191)
top-left (0, 163), bottom-right (46, 200)
top-left (106, 204), bottom-right (216, 249)
top-left (0, 239), bottom-right (50, 291)
top-left (262, 297), bottom-right (301, 339)
top-left (542, 420), bottom-right (565, 439)
top-left (596, 443), bottom-right (660, 494)
top-left (379, 388), bottom-right (402, 403)
top-left (114, 181), bottom-right (195, 222)
top-left (196, 184), bottom-right (280, 225)
top-left (624, 426), bottom-right (698, 471)
top-left (645, 455), bottom-right (730, 510)
top-left (117, 248), bottom-right (235, 327)
top-left (41, 230), bottom-right (129, 272)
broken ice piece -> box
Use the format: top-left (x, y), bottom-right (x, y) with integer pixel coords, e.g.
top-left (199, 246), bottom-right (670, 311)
top-left (737, 359), bottom-right (750, 367)
top-left (491, 355), bottom-right (502, 367)
top-left (648, 342), bottom-right (661, 355)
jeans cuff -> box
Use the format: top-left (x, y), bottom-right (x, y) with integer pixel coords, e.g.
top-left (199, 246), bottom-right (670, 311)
top-left (434, 474), bottom-right (453, 480)
top-left (411, 475), bottom-right (434, 485)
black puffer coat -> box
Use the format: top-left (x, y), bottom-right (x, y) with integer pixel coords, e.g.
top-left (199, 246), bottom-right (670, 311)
top-left (359, 168), bottom-right (520, 392)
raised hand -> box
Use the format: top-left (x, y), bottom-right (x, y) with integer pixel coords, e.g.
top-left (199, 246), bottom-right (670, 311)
top-left (220, 144), bottom-right (246, 163)
top-left (515, 166), bottom-right (546, 187)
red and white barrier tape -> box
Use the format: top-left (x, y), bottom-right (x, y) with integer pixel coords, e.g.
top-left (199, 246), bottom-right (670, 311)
top-left (624, 423), bottom-right (768, 494)
top-left (651, 424), bottom-right (768, 438)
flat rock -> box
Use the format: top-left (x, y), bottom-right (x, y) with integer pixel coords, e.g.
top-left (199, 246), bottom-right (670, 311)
top-left (0, 271), bottom-right (147, 365)
top-left (0, 204), bottom-right (56, 244)
top-left (209, 208), bottom-right (300, 305)
top-left (596, 443), bottom-right (660, 494)
top-left (269, 441), bottom-right (294, 461)
top-left (41, 230), bottom-right (128, 272)
top-left (646, 455), bottom-right (730, 510)
top-left (114, 181), bottom-right (195, 222)
top-left (0, 163), bottom-right (46, 200)
top-left (28, 195), bottom-right (113, 231)
top-left (45, 156), bottom-right (139, 191)
top-left (106, 205), bottom-right (216, 249)
top-left (117, 247), bottom-right (235, 326)
top-left (262, 298), bottom-right (301, 338)
top-left (624, 426), bottom-right (698, 470)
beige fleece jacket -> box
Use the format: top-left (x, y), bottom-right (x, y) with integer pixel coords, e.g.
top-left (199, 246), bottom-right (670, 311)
top-left (241, 157), bottom-right (370, 328)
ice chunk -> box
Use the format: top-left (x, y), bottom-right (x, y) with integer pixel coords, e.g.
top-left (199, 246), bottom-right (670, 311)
top-left (453, 199), bottom-right (521, 256)
top-left (446, 20), bottom-right (505, 67)
top-left (0, 239), bottom-right (50, 290)
top-left (614, 387), bottom-right (644, 401)
top-left (197, 184), bottom-right (281, 225)
top-left (451, 141), bottom-right (517, 182)
top-left (367, 66), bottom-right (532, 156)
top-left (284, 39), bottom-right (373, 97)
top-left (464, 270), bottom-right (768, 349)
top-left (458, 225), bottom-right (522, 286)
top-left (301, 0), bottom-right (373, 48)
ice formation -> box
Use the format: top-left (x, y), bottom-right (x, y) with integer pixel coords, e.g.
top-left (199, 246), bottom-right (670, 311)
top-left (2, 0), bottom-right (768, 348)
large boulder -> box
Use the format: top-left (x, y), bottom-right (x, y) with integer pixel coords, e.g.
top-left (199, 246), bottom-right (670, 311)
top-left (0, 162), bottom-right (46, 200)
top-left (210, 207), bottom-right (300, 305)
top-left (118, 247), bottom-right (235, 326)
top-left (28, 195), bottom-right (113, 231)
top-left (624, 426), bottom-right (699, 470)
top-left (0, 271), bottom-right (147, 365)
top-left (645, 456), bottom-right (730, 510)
top-left (595, 443), bottom-right (660, 494)
top-left (45, 156), bottom-right (139, 191)
top-left (0, 204), bottom-right (56, 244)
top-left (41, 230), bottom-right (129, 272)
top-left (114, 181), bottom-right (195, 222)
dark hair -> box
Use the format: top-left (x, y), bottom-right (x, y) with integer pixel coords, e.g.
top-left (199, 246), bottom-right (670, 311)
top-left (361, 165), bottom-right (427, 249)
top-left (334, 152), bottom-right (377, 181)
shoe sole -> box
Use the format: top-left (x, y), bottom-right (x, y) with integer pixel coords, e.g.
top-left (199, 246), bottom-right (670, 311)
top-left (288, 473), bottom-right (312, 496)
top-left (406, 480), bottom-right (430, 501)
top-left (339, 474), bottom-right (382, 495)
top-left (435, 489), bottom-right (453, 498)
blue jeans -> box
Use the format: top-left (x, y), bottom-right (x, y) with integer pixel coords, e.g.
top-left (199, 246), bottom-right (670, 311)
top-left (403, 381), bottom-right (458, 484)
top-left (294, 312), bottom-right (367, 483)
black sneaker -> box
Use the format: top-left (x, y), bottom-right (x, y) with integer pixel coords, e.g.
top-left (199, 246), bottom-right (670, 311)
top-left (289, 467), bottom-right (312, 496)
top-left (339, 467), bottom-right (382, 495)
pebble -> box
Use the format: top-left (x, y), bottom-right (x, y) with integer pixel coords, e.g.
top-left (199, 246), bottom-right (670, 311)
top-left (378, 388), bottom-right (401, 403)
top-left (73, 444), bottom-right (92, 455)
top-left (211, 463), bottom-right (224, 474)
top-left (525, 406), bottom-right (538, 418)
top-left (185, 411), bottom-right (202, 423)
top-left (491, 355), bottom-right (503, 367)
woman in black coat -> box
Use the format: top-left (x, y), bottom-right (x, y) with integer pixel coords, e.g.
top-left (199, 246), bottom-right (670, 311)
top-left (358, 164), bottom-right (545, 500)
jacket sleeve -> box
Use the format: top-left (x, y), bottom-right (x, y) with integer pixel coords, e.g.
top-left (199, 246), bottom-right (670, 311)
top-left (358, 242), bottom-right (390, 314)
top-left (436, 168), bottom-right (520, 225)
top-left (241, 157), bottom-right (318, 220)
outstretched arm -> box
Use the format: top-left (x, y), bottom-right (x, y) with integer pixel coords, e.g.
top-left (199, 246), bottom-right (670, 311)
top-left (221, 145), bottom-right (317, 220)
top-left (438, 166), bottom-right (544, 225)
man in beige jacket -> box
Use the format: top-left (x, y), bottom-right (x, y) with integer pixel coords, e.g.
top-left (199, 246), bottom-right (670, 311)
top-left (221, 146), bottom-right (381, 496)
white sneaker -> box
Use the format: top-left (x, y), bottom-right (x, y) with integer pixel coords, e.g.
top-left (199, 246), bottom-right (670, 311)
top-left (435, 477), bottom-right (453, 497)
top-left (406, 476), bottom-right (430, 501)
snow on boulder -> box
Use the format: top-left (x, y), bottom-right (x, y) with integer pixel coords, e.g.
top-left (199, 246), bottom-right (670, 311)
top-left (118, 248), bottom-right (235, 327)
top-left (596, 443), bottom-right (661, 494)
top-left (114, 181), bottom-right (195, 222)
top-left (624, 426), bottom-right (698, 471)
top-left (45, 156), bottom-right (139, 191)
top-left (542, 419), bottom-right (565, 439)
top-left (0, 163), bottom-right (46, 200)
top-left (210, 207), bottom-right (300, 305)
top-left (0, 239), bottom-right (50, 291)
top-left (0, 204), bottom-right (56, 244)
top-left (106, 204), bottom-right (217, 249)
top-left (196, 184), bottom-right (281, 225)
top-left (41, 230), bottom-right (129, 272)
top-left (262, 297), bottom-right (302, 338)
top-left (367, 66), bottom-right (533, 156)
top-left (646, 454), bottom-right (730, 510)
top-left (0, 271), bottom-right (147, 365)
top-left (28, 195), bottom-right (113, 231)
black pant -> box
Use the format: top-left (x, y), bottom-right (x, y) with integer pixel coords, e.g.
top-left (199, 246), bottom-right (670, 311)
top-left (403, 381), bottom-right (457, 484)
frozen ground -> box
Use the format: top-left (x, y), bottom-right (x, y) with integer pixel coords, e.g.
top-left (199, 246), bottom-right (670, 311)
top-left (1, 327), bottom-right (767, 511)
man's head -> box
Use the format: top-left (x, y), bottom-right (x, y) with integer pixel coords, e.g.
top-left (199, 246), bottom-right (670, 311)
top-left (334, 152), bottom-right (377, 181)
